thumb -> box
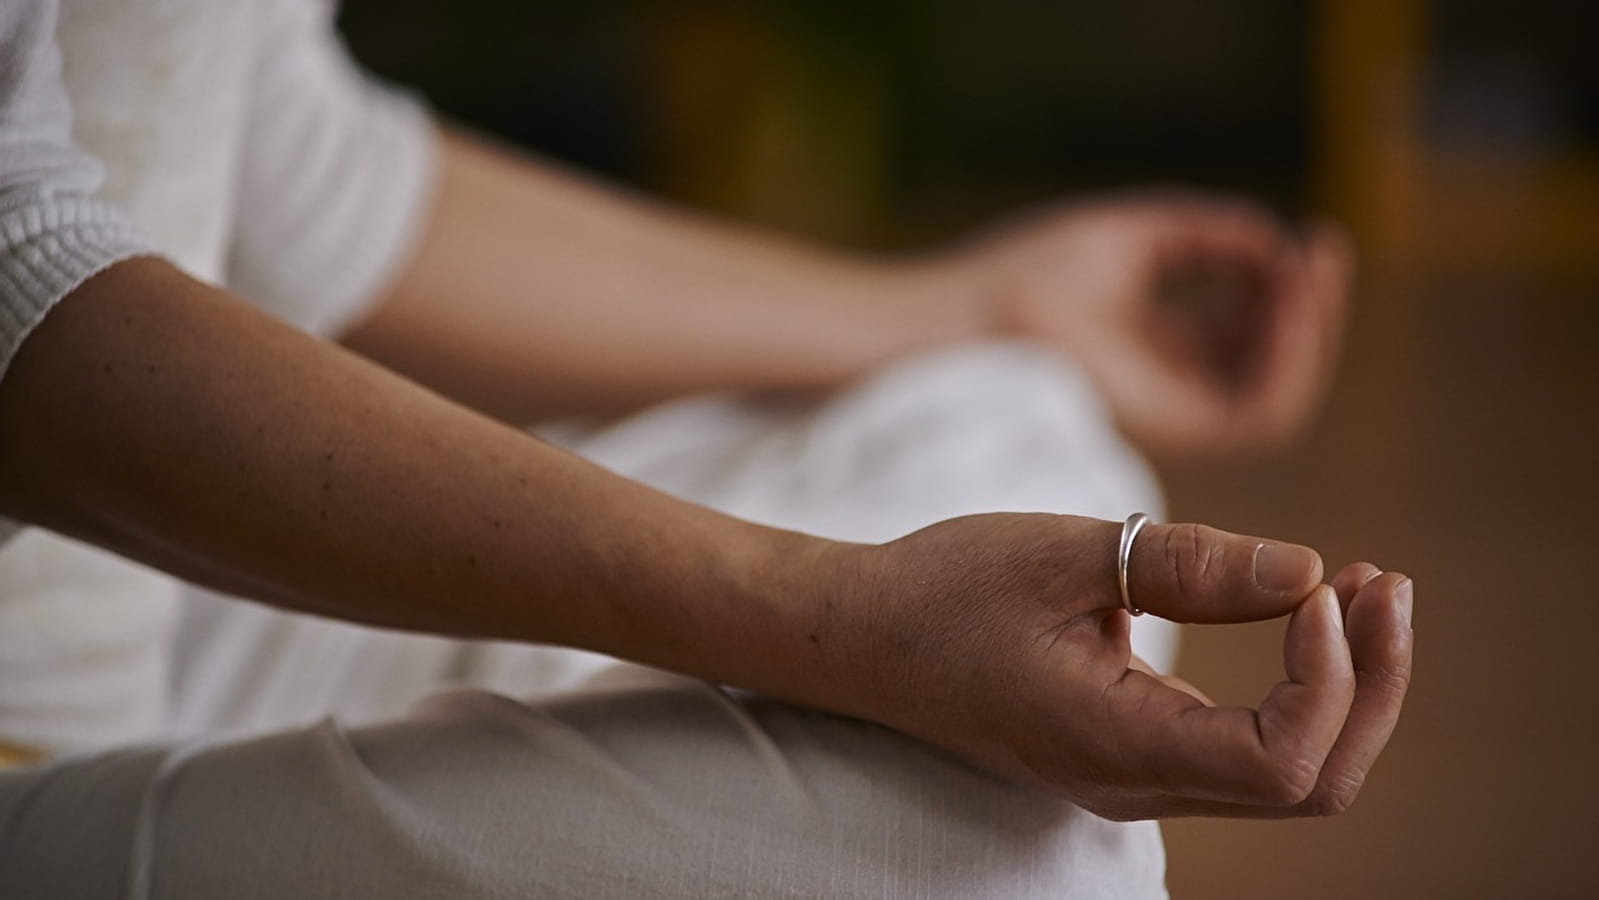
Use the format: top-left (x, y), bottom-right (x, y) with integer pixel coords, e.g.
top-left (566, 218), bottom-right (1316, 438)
top-left (1125, 522), bottom-right (1323, 623)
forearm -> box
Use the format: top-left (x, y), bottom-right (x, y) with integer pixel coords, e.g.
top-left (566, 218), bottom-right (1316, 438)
top-left (342, 128), bottom-right (985, 422)
top-left (0, 258), bottom-right (842, 702)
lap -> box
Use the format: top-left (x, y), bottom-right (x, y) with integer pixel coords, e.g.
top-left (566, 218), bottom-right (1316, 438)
top-left (0, 341), bottom-right (1174, 897)
top-left (1, 669), bottom-right (1167, 899)
top-left (168, 341), bottom-right (1174, 737)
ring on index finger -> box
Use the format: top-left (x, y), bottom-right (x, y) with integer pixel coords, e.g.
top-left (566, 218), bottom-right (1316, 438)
top-left (1118, 513), bottom-right (1151, 617)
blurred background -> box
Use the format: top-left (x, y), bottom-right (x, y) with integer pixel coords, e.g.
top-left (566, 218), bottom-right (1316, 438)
top-left (340, 1), bottom-right (1598, 897)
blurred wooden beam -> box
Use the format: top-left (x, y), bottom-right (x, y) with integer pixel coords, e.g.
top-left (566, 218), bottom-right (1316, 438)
top-left (1312, 0), bottom-right (1427, 272)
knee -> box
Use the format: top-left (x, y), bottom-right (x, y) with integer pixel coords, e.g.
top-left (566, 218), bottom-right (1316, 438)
top-left (815, 341), bottom-right (1164, 531)
top-left (137, 683), bottom-right (1169, 899)
top-left (403, 683), bottom-right (1170, 899)
top-left (571, 686), bottom-right (1171, 899)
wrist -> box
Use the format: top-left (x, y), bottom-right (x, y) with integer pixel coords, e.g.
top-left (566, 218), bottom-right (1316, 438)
top-left (867, 254), bottom-right (1005, 352)
top-left (682, 517), bottom-right (884, 720)
top-left (906, 228), bottom-right (1098, 352)
top-left (730, 527), bottom-right (875, 715)
top-left (586, 499), bottom-right (864, 710)
top-left (761, 534), bottom-right (881, 716)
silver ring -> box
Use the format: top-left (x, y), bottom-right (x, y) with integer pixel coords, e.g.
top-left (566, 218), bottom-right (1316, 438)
top-left (1118, 512), bottom-right (1151, 617)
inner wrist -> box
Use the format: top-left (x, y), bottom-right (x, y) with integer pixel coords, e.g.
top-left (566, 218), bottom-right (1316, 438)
top-left (724, 526), bottom-right (877, 716)
top-left (872, 254), bottom-right (1001, 350)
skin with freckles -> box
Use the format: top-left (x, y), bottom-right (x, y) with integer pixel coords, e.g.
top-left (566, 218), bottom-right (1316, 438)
top-left (0, 125), bottom-right (1403, 820)
top-left (0, 257), bottom-right (1412, 821)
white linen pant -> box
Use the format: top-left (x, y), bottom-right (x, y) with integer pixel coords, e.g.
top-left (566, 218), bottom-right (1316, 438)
top-left (0, 343), bottom-right (1174, 899)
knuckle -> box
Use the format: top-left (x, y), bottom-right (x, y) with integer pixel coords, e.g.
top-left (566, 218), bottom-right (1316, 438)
top-left (1308, 773), bottom-right (1366, 817)
top-left (1163, 523), bottom-right (1229, 597)
top-left (1361, 661), bottom-right (1413, 699)
top-left (1259, 754), bottom-right (1320, 806)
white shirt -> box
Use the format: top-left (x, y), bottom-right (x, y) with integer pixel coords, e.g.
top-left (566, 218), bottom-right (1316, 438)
top-left (0, 0), bottom-right (434, 755)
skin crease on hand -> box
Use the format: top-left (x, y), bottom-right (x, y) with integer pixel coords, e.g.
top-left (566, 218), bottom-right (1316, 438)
top-left (810, 514), bottom-right (1413, 822)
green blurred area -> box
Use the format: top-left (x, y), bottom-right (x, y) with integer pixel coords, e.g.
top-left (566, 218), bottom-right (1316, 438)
top-left (340, 0), bottom-right (1599, 259)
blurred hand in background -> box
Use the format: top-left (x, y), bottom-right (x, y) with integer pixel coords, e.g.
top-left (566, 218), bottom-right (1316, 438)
top-left (946, 195), bottom-right (1355, 459)
top-left (354, 135), bottom-right (1354, 464)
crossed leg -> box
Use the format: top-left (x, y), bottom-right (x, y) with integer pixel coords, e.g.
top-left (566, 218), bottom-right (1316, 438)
top-left (1, 343), bottom-right (1174, 898)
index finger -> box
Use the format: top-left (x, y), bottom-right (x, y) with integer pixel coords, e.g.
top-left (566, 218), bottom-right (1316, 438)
top-left (1293, 570), bottom-right (1413, 814)
top-left (1112, 585), bottom-right (1355, 805)
top-left (1154, 571), bottom-right (1413, 819)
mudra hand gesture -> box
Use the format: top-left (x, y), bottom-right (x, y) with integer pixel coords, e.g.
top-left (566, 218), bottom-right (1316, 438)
top-left (943, 193), bottom-right (1354, 458)
top-left (808, 514), bottom-right (1412, 820)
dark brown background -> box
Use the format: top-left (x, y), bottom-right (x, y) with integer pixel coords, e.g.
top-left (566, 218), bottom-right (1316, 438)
top-left (343, 2), bottom-right (1599, 896)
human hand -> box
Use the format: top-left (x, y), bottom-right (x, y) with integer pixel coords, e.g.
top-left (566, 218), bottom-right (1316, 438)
top-left (950, 194), bottom-right (1354, 458)
top-left (818, 513), bottom-right (1412, 820)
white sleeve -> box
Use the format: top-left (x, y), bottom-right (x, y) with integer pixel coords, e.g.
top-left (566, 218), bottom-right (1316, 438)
top-left (0, 0), bottom-right (156, 383)
top-left (224, 0), bottom-right (437, 338)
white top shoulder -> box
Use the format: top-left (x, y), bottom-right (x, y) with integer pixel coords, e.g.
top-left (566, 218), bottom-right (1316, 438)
top-left (225, 0), bottom-right (435, 336)
top-left (0, 0), bottom-right (438, 756)
top-left (0, 0), bottom-right (436, 546)
top-left (0, 0), bottom-right (155, 383)
top-left (1, 0), bottom-right (436, 383)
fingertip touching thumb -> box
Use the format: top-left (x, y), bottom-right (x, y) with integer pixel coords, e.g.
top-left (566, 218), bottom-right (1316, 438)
top-left (1125, 522), bottom-right (1324, 623)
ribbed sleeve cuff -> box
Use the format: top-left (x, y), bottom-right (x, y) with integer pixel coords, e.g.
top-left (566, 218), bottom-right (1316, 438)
top-left (0, 194), bottom-right (158, 381)
top-left (0, 195), bottom-right (158, 547)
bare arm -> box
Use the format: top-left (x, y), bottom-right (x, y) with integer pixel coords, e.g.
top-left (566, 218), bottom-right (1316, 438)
top-left (0, 257), bottom-right (1409, 821)
top-left (342, 128), bottom-right (981, 422)
top-left (0, 0), bottom-right (1404, 821)
top-left (0, 258), bottom-right (829, 699)
top-left (343, 131), bottom-right (1353, 460)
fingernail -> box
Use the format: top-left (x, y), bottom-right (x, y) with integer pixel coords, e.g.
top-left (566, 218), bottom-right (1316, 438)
top-left (1395, 578), bottom-right (1414, 627)
top-left (1321, 586), bottom-right (1345, 635)
top-left (1254, 542), bottom-right (1319, 592)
